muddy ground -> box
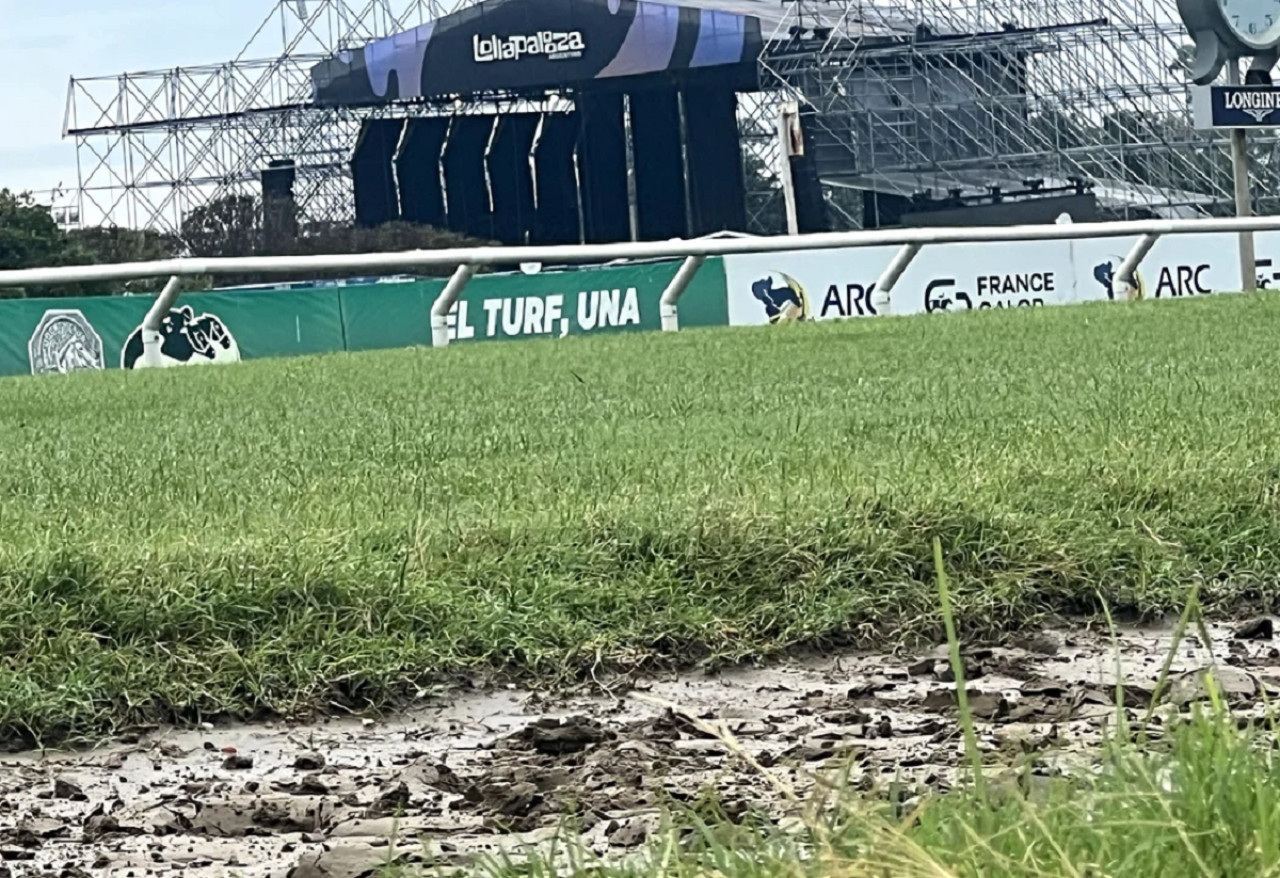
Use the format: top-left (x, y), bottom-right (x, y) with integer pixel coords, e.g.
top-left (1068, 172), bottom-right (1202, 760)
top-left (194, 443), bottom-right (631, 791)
top-left (3, 618), bottom-right (1278, 878)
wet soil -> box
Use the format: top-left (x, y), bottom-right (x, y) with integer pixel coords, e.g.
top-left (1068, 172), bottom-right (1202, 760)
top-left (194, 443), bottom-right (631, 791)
top-left (4, 620), bottom-right (1279, 878)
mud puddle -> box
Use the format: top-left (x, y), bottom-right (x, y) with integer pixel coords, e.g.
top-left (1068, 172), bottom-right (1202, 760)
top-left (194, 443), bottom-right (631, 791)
top-left (3, 619), bottom-right (1279, 878)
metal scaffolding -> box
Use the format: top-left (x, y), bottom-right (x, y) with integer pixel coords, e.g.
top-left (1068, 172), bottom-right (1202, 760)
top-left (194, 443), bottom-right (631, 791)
top-left (64, 0), bottom-right (476, 233)
top-left (68, 0), bottom-right (1280, 237)
top-left (744, 0), bottom-right (1279, 232)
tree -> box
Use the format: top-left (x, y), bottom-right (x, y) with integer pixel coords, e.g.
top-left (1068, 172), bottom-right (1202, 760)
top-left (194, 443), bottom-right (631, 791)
top-left (0, 189), bottom-right (65, 272)
top-left (61, 226), bottom-right (184, 296)
top-left (182, 194), bottom-right (263, 260)
top-left (292, 219), bottom-right (495, 265)
top-left (0, 189), bottom-right (85, 298)
top-left (177, 193), bottom-right (497, 287)
top-left (0, 190), bottom-right (190, 297)
top-left (69, 226), bottom-right (182, 266)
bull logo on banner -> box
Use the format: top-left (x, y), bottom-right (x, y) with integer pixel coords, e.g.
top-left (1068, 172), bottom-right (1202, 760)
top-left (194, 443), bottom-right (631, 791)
top-left (122, 306), bottom-right (241, 370)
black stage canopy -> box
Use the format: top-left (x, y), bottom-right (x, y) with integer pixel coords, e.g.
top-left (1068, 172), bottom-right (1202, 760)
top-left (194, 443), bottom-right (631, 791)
top-left (312, 0), bottom-right (955, 243)
top-left (310, 0), bottom-right (768, 105)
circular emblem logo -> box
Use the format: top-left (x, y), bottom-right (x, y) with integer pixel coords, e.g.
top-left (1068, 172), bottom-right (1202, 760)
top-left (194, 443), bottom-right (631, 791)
top-left (28, 309), bottom-right (106, 376)
top-left (1094, 258), bottom-right (1146, 301)
top-left (750, 271), bottom-right (811, 324)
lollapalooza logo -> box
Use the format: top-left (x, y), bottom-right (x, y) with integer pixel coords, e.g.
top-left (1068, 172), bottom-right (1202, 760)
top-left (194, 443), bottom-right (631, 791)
top-left (473, 31), bottom-right (586, 63)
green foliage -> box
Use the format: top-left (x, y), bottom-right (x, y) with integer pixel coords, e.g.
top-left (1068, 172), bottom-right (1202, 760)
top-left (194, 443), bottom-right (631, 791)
top-left (0, 189), bottom-right (68, 295)
top-left (3, 294), bottom-right (1280, 743)
top-left (67, 225), bottom-right (183, 266)
top-left (0, 189), bottom-right (184, 297)
top-left (293, 219), bottom-right (498, 273)
top-left (181, 193), bottom-right (263, 260)
top-left (0, 188), bottom-right (491, 298)
top-left (180, 194), bottom-right (495, 286)
top-left (59, 226), bottom-right (185, 296)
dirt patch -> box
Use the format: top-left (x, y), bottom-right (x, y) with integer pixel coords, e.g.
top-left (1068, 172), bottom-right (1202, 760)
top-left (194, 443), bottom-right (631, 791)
top-left (3, 621), bottom-right (1278, 877)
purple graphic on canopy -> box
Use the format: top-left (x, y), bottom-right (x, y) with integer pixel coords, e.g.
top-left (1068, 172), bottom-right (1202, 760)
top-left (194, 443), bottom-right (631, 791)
top-left (310, 0), bottom-right (763, 105)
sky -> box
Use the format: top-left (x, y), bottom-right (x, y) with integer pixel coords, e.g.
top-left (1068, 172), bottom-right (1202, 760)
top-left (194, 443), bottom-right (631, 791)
top-left (0, 0), bottom-right (272, 197)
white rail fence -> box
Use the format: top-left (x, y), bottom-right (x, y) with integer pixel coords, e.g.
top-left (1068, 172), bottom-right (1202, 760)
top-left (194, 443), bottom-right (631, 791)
top-left (2, 217), bottom-right (1280, 363)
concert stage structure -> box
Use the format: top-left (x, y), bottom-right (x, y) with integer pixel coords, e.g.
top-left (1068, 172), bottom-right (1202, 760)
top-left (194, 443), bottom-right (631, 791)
top-left (64, 0), bottom-right (1263, 241)
top-left (315, 0), bottom-right (767, 243)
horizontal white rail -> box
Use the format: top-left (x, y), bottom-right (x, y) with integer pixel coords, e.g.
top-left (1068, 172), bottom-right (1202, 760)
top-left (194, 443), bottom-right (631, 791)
top-left (4, 216), bottom-right (1280, 287)
top-left (2, 215), bottom-right (1278, 347)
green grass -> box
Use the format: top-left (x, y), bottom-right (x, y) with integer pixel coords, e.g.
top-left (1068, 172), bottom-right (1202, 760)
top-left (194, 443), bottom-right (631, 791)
top-left (3, 293), bottom-right (1280, 743)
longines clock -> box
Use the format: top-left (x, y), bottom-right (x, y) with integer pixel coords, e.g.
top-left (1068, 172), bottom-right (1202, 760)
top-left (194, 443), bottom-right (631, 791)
top-left (1178, 0), bottom-right (1280, 84)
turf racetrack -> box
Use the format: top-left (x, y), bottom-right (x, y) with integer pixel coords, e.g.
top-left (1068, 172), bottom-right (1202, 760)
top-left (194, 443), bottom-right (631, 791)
top-left (2, 293), bottom-right (1279, 744)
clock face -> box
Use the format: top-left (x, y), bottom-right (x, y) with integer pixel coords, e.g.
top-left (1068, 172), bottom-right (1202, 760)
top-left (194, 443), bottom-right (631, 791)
top-left (1219, 0), bottom-right (1280, 45)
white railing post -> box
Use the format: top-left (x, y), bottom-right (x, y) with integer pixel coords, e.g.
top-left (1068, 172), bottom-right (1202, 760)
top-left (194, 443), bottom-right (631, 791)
top-left (1112, 233), bottom-right (1159, 300)
top-left (659, 255), bottom-right (705, 332)
top-left (872, 243), bottom-right (923, 316)
top-left (141, 276), bottom-right (183, 368)
top-left (430, 264), bottom-right (477, 348)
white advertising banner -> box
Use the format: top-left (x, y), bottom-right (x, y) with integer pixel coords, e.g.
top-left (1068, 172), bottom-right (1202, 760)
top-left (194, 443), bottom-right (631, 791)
top-left (724, 230), bottom-right (1275, 326)
top-left (1251, 230), bottom-right (1280, 290)
top-left (1067, 232), bottom-right (1240, 303)
top-left (724, 245), bottom-right (900, 326)
top-left (894, 240), bottom-right (1078, 315)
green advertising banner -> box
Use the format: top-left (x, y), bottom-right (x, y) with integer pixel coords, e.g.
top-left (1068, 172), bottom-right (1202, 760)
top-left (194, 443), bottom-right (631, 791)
top-left (0, 296), bottom-right (149, 377)
top-left (339, 281), bottom-right (440, 352)
top-left (184, 289), bottom-right (346, 362)
top-left (340, 258), bottom-right (729, 349)
top-left (0, 257), bottom-right (730, 378)
top-left (0, 288), bottom-right (345, 377)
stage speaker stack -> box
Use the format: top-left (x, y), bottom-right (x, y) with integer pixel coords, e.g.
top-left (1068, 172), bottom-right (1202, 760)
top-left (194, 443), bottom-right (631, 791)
top-left (682, 84), bottom-right (748, 237)
top-left (442, 116), bottom-right (498, 240)
top-left (487, 114), bottom-right (540, 245)
top-left (577, 91), bottom-right (630, 244)
top-left (351, 119), bottom-right (405, 228)
top-left (629, 88), bottom-right (687, 242)
top-left (790, 106), bottom-right (830, 234)
top-left (261, 158), bottom-right (298, 248)
top-left (395, 118), bottom-right (449, 228)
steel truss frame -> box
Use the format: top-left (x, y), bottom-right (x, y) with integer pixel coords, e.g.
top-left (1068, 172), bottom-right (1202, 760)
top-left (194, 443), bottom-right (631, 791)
top-left (741, 0), bottom-right (1280, 232)
top-left (66, 1), bottom-right (473, 234)
top-left (70, 0), bottom-right (1280, 238)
